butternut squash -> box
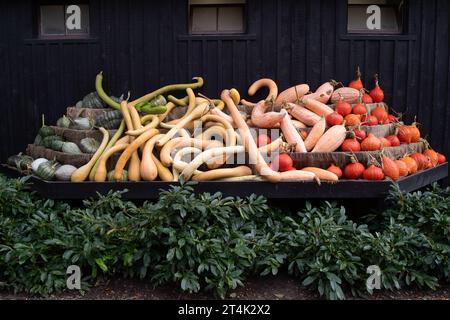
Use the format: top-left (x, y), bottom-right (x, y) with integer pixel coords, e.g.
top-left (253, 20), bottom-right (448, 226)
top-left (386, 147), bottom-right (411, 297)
top-left (291, 119), bottom-right (307, 129)
top-left (302, 98), bottom-right (334, 117)
top-left (311, 124), bottom-right (347, 152)
top-left (280, 113), bottom-right (307, 153)
top-left (304, 117), bottom-right (326, 151)
top-left (251, 100), bottom-right (287, 128)
top-left (275, 84), bottom-right (310, 105)
top-left (303, 81), bottom-right (335, 103)
top-left (286, 103), bottom-right (321, 126)
top-left (301, 167), bottom-right (339, 181)
top-left (278, 170), bottom-right (317, 182)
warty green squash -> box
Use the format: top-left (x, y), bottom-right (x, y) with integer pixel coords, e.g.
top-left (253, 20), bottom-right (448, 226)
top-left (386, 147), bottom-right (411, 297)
top-left (36, 160), bottom-right (59, 180)
top-left (80, 137), bottom-right (100, 154)
top-left (61, 142), bottom-right (83, 154)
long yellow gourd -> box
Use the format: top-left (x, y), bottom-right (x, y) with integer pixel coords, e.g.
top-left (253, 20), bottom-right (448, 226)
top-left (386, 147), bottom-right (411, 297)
top-left (94, 144), bottom-right (129, 182)
top-left (89, 120), bottom-right (126, 181)
top-left (120, 101), bottom-right (141, 182)
top-left (157, 103), bottom-right (210, 146)
top-left (151, 154), bottom-right (173, 181)
top-left (113, 129), bottom-right (159, 181)
top-left (192, 166), bottom-right (252, 181)
top-left (71, 127), bottom-right (109, 182)
top-left (140, 134), bottom-right (164, 181)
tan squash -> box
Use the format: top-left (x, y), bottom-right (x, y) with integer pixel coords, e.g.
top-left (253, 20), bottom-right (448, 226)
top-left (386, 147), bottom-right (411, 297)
top-left (311, 124), bottom-right (347, 152)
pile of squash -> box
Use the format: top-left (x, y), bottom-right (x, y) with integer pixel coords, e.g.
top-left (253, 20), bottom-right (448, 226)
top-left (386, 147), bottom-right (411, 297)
top-left (6, 68), bottom-right (448, 183)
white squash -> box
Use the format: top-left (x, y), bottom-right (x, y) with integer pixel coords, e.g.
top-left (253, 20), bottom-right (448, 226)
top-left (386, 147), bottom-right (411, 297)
top-left (55, 165), bottom-right (78, 181)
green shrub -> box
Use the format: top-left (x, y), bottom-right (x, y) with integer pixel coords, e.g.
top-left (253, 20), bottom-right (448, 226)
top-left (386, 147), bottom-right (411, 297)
top-left (0, 175), bottom-right (449, 299)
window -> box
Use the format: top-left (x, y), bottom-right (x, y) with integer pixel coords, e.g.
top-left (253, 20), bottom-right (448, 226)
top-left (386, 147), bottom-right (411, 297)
top-left (347, 0), bottom-right (405, 34)
top-left (189, 0), bottom-right (245, 34)
top-left (39, 3), bottom-right (89, 37)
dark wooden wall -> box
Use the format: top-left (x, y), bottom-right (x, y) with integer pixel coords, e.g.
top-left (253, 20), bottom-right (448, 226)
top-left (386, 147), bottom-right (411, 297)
top-left (1, 0), bottom-right (449, 179)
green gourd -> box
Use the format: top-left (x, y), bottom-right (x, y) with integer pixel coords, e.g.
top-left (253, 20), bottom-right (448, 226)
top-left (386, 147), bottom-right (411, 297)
top-left (148, 95), bottom-right (167, 108)
top-left (80, 137), bottom-right (100, 154)
top-left (140, 104), bottom-right (167, 115)
top-left (34, 134), bottom-right (43, 146)
top-left (38, 114), bottom-right (55, 137)
top-left (43, 135), bottom-right (63, 148)
top-left (50, 139), bottom-right (65, 151)
top-left (6, 153), bottom-right (32, 170)
top-left (70, 117), bottom-right (94, 130)
top-left (104, 118), bottom-right (122, 129)
top-left (95, 109), bottom-right (123, 129)
top-left (82, 92), bottom-right (105, 109)
top-left (61, 142), bottom-right (83, 154)
top-left (135, 95), bottom-right (167, 112)
top-left (107, 170), bottom-right (128, 182)
top-left (36, 160), bottom-right (59, 180)
top-left (57, 115), bottom-right (72, 128)
top-left (7, 154), bottom-right (22, 167)
top-left (16, 155), bottom-right (33, 171)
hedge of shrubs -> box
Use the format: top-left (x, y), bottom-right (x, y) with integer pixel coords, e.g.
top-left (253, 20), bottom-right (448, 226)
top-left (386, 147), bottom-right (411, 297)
top-left (0, 175), bottom-right (448, 299)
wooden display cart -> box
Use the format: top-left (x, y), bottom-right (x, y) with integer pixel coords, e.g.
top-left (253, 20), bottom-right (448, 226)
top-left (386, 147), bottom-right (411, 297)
top-left (1, 163), bottom-right (447, 200)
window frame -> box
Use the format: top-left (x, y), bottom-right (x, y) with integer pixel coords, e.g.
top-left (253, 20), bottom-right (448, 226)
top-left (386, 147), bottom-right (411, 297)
top-left (338, 0), bottom-right (414, 40)
top-left (188, 3), bottom-right (247, 35)
top-left (347, 2), bottom-right (406, 35)
top-left (36, 0), bottom-right (91, 40)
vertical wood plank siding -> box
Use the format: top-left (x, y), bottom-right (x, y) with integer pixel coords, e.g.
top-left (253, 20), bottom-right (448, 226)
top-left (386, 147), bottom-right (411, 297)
top-left (0, 0), bottom-right (449, 183)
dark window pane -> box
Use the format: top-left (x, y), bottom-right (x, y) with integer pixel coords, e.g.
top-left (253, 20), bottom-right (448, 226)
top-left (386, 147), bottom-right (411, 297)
top-left (65, 4), bottom-right (90, 35)
top-left (218, 6), bottom-right (244, 32)
top-left (40, 5), bottom-right (65, 35)
top-left (189, 0), bottom-right (246, 34)
top-left (191, 7), bottom-right (218, 33)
